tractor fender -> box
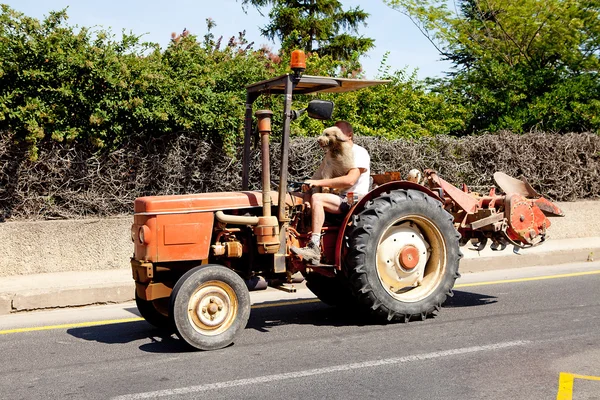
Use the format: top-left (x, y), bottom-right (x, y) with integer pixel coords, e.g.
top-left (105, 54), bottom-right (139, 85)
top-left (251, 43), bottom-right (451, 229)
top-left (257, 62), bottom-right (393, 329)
top-left (334, 181), bottom-right (444, 268)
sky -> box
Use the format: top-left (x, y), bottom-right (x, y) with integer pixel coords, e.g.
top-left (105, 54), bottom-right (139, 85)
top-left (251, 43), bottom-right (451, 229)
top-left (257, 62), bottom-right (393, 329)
top-left (6, 0), bottom-right (453, 79)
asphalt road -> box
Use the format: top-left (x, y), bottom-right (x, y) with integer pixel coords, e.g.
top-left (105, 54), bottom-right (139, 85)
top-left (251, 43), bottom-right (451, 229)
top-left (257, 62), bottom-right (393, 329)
top-left (1, 262), bottom-right (600, 400)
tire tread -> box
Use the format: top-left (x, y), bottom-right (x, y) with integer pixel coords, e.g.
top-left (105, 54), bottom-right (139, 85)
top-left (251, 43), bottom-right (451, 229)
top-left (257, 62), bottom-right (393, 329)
top-left (344, 189), bottom-right (461, 322)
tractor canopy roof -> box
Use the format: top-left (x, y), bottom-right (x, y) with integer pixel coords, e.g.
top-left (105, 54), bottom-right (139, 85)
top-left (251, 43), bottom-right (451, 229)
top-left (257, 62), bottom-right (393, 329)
top-left (246, 74), bottom-right (391, 96)
top-left (240, 66), bottom-right (390, 193)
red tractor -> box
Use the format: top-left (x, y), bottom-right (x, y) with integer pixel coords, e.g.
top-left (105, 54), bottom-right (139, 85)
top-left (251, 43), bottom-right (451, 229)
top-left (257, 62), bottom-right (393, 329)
top-left (130, 51), bottom-right (563, 350)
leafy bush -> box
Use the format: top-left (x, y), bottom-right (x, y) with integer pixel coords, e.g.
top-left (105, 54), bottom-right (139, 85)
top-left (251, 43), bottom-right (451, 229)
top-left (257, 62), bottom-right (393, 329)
top-left (0, 6), bottom-right (155, 158)
top-left (0, 6), bottom-right (278, 158)
top-left (329, 67), bottom-right (468, 139)
top-left (0, 5), bottom-right (482, 161)
top-left (2, 2), bottom-right (598, 186)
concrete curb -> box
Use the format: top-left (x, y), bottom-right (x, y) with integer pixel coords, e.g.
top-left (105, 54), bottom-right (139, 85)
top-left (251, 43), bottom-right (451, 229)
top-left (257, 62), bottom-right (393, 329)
top-left (0, 199), bottom-right (598, 314)
top-left (0, 284), bottom-right (135, 315)
top-left (1, 237), bottom-right (598, 315)
top-left (460, 238), bottom-right (599, 273)
top-left (0, 217), bottom-right (131, 277)
top-left (0, 295), bottom-right (12, 315)
top-left (11, 285), bottom-right (135, 313)
top-left (460, 247), bottom-right (597, 273)
top-left (1, 200), bottom-right (599, 277)
top-left (0, 269), bottom-right (135, 315)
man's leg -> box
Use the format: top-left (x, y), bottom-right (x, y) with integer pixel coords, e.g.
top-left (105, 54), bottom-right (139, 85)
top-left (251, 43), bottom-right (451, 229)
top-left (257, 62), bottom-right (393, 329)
top-left (291, 193), bottom-right (343, 265)
top-left (311, 192), bottom-right (343, 237)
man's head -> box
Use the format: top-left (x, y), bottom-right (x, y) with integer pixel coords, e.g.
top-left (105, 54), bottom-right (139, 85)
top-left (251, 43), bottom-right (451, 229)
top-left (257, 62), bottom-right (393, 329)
top-left (334, 120), bottom-right (354, 141)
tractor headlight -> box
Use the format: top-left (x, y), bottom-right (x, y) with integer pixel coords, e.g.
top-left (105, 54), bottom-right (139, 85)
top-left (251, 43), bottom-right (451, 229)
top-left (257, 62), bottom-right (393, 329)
top-left (138, 226), bottom-right (150, 245)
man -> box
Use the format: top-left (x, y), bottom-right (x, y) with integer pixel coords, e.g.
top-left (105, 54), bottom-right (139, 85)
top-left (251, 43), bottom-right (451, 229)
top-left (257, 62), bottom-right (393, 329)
top-left (291, 120), bottom-right (370, 265)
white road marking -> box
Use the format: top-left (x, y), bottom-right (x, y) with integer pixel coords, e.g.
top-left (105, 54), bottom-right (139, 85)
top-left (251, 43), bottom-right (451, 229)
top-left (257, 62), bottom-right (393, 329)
top-left (113, 340), bottom-right (530, 399)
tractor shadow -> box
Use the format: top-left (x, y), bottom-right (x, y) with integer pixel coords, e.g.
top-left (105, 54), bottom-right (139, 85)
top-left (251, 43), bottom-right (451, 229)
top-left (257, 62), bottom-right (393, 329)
top-left (246, 300), bottom-right (372, 333)
top-left (442, 290), bottom-right (498, 308)
top-left (67, 307), bottom-right (193, 353)
top-left (66, 291), bottom-right (496, 353)
top-left (246, 289), bottom-right (497, 333)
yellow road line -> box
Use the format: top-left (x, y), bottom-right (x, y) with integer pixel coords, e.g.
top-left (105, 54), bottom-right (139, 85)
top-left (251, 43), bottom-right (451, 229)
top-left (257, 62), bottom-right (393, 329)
top-left (0, 317), bottom-right (143, 335)
top-left (455, 270), bottom-right (600, 288)
top-left (1, 270), bottom-right (599, 336)
top-left (557, 372), bottom-right (575, 400)
top-left (556, 372), bottom-right (600, 400)
top-left (0, 299), bottom-right (321, 335)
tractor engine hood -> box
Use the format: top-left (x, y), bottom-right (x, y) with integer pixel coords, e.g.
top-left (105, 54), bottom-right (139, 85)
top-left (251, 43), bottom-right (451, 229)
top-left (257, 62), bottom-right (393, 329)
top-left (134, 191), bottom-right (303, 215)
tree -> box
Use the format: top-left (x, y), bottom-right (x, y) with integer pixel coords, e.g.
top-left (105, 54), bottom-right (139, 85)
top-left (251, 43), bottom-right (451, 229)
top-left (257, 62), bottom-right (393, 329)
top-left (386, 0), bottom-right (600, 133)
top-left (241, 0), bottom-right (374, 61)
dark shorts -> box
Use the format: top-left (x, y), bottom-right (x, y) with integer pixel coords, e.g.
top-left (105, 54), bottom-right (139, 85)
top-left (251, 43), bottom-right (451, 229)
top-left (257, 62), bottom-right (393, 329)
top-left (339, 193), bottom-right (363, 213)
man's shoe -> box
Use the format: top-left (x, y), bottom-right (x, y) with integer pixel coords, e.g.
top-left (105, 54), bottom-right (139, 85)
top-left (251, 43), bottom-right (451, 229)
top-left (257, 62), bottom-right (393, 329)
top-left (290, 242), bottom-right (321, 265)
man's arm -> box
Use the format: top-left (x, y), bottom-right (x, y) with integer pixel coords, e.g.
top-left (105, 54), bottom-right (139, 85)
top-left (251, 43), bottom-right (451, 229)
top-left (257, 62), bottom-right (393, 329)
top-left (306, 167), bottom-right (366, 190)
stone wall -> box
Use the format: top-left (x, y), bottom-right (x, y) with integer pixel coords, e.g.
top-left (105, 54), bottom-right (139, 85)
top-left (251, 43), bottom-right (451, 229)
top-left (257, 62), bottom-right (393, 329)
top-left (1, 200), bottom-right (599, 277)
top-left (0, 217), bottom-right (131, 276)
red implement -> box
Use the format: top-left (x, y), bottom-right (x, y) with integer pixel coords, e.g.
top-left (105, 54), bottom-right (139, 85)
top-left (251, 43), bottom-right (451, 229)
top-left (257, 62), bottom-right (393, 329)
top-left (424, 169), bottom-right (563, 249)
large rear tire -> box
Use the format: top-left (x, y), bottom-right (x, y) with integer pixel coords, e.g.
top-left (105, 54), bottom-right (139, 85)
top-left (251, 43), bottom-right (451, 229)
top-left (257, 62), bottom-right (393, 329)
top-left (344, 189), bottom-right (461, 322)
top-left (170, 264), bottom-right (251, 351)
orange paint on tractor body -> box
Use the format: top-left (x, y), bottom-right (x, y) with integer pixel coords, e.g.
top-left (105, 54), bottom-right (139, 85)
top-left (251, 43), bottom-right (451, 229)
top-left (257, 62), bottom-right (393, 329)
top-left (132, 191), bottom-right (304, 263)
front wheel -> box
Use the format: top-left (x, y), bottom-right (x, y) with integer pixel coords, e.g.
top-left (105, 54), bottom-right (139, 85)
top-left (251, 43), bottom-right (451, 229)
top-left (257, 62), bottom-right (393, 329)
top-left (136, 292), bottom-right (171, 329)
top-left (344, 189), bottom-right (461, 322)
top-left (170, 264), bottom-right (251, 351)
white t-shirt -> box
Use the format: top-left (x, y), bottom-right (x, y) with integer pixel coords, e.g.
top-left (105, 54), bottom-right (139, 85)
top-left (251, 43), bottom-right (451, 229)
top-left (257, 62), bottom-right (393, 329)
top-left (341, 144), bottom-right (370, 196)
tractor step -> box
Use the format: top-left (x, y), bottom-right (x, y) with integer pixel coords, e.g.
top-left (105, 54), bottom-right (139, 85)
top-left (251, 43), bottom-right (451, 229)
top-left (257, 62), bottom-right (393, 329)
top-left (272, 283), bottom-right (297, 293)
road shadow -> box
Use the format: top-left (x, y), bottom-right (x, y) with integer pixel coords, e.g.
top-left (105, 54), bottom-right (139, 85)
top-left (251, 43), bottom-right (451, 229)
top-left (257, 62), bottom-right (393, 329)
top-left (124, 306), bottom-right (143, 317)
top-left (247, 289), bottom-right (497, 333)
top-left (67, 320), bottom-right (192, 353)
top-left (246, 300), bottom-right (378, 333)
top-left (66, 290), bottom-right (496, 354)
top-left (442, 290), bottom-right (498, 308)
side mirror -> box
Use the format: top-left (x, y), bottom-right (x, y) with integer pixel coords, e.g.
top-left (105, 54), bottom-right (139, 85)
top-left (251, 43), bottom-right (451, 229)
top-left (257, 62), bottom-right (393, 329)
top-left (307, 100), bottom-right (334, 120)
top-left (290, 100), bottom-right (335, 121)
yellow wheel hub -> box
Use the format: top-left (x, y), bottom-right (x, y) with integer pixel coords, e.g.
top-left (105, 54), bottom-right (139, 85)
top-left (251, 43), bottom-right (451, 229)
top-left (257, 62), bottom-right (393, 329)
top-left (187, 281), bottom-right (238, 336)
top-left (376, 217), bottom-right (447, 303)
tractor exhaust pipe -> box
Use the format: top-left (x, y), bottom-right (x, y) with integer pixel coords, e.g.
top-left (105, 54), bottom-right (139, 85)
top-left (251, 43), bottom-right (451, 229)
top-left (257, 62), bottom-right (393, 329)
top-left (254, 110), bottom-right (280, 254)
top-left (256, 110), bottom-right (273, 217)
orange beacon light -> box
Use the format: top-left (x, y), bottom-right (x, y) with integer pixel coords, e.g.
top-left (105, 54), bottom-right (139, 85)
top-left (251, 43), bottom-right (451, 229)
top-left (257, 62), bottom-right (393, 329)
top-left (290, 49), bottom-right (306, 74)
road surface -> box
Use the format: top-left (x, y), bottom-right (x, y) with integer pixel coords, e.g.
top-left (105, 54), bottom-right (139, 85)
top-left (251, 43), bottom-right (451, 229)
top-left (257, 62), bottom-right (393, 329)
top-left (1, 262), bottom-right (599, 399)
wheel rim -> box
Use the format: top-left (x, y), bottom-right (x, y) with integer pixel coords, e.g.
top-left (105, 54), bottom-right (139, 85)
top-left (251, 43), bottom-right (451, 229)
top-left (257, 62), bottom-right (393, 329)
top-left (187, 280), bottom-right (238, 336)
top-left (376, 215), bottom-right (447, 302)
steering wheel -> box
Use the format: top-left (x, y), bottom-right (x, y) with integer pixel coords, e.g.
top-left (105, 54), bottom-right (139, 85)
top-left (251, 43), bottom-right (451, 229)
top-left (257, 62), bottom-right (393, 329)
top-left (287, 181), bottom-right (310, 193)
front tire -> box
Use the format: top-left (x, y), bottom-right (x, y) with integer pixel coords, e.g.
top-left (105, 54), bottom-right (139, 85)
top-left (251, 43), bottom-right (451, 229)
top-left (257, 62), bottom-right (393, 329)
top-left (170, 264), bottom-right (251, 351)
top-left (135, 293), bottom-right (171, 329)
top-left (345, 189), bottom-right (461, 322)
